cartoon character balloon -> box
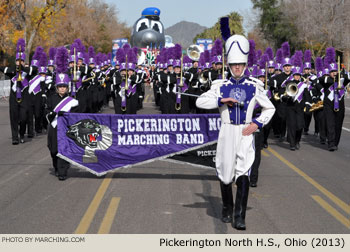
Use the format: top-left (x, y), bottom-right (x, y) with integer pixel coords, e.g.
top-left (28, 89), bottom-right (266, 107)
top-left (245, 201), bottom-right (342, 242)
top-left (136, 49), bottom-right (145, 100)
top-left (130, 7), bottom-right (165, 49)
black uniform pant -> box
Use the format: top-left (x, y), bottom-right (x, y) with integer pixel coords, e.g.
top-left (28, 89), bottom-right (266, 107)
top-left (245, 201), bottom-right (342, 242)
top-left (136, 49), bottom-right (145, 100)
top-left (250, 130), bottom-right (263, 184)
top-left (304, 112), bottom-right (312, 133)
top-left (28, 93), bottom-right (43, 134)
top-left (9, 94), bottom-right (28, 140)
top-left (314, 109), bottom-right (326, 142)
top-left (324, 105), bottom-right (345, 148)
top-left (286, 105), bottom-right (304, 148)
top-left (276, 102), bottom-right (287, 138)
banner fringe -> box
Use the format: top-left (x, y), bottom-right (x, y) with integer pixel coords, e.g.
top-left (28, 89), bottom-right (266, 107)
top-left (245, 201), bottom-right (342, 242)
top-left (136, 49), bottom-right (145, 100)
top-left (57, 140), bottom-right (218, 176)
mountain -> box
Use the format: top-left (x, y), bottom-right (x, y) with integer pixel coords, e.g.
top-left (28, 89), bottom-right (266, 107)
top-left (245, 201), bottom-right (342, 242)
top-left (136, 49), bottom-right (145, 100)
top-left (165, 21), bottom-right (207, 48)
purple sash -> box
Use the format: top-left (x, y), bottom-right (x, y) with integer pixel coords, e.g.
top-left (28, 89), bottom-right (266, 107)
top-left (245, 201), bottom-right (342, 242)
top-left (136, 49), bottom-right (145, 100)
top-left (281, 75), bottom-right (293, 88)
top-left (121, 81), bottom-right (127, 108)
top-left (296, 82), bottom-right (305, 102)
top-left (29, 75), bottom-right (43, 94)
top-left (54, 96), bottom-right (74, 113)
top-left (329, 82), bottom-right (345, 111)
top-left (11, 72), bottom-right (29, 99)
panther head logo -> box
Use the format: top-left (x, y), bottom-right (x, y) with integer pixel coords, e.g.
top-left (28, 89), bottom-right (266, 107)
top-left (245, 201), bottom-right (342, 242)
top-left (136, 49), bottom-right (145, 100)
top-left (66, 119), bottom-right (101, 149)
top-left (66, 119), bottom-right (113, 163)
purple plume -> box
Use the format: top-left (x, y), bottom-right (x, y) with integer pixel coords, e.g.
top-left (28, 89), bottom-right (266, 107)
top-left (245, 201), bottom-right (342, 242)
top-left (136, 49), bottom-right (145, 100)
top-left (88, 46), bottom-right (95, 59)
top-left (199, 53), bottom-right (205, 66)
top-left (304, 50), bottom-right (312, 63)
top-left (203, 50), bottom-right (210, 63)
top-left (265, 47), bottom-right (274, 61)
top-left (55, 47), bottom-right (69, 74)
top-left (293, 53), bottom-right (303, 68)
top-left (220, 17), bottom-right (231, 41)
top-left (213, 39), bottom-right (223, 57)
top-left (127, 47), bottom-right (137, 64)
top-left (70, 43), bottom-right (78, 55)
top-left (39, 52), bottom-right (47, 67)
top-left (174, 44), bottom-right (182, 60)
top-left (96, 53), bottom-right (103, 65)
top-left (49, 47), bottom-right (56, 60)
top-left (259, 54), bottom-right (269, 68)
top-left (33, 46), bottom-right (44, 60)
top-left (282, 42), bottom-right (290, 58)
top-left (183, 55), bottom-right (191, 64)
top-left (315, 57), bottom-right (323, 72)
top-left (116, 48), bottom-right (126, 63)
top-left (256, 50), bottom-right (262, 61)
top-left (324, 47), bottom-right (336, 65)
top-left (74, 38), bottom-right (85, 53)
top-left (248, 40), bottom-right (256, 67)
top-left (276, 48), bottom-right (283, 63)
top-left (84, 52), bottom-right (89, 63)
top-left (16, 38), bottom-right (25, 53)
top-left (123, 43), bottom-right (131, 50)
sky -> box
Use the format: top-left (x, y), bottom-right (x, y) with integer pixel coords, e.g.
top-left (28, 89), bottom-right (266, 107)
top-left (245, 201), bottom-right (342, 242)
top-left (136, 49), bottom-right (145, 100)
top-left (105, 0), bottom-right (253, 30)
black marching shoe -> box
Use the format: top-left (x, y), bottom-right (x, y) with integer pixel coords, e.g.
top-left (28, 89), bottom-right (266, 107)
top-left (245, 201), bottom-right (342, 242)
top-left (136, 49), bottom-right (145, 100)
top-left (263, 143), bottom-right (268, 149)
top-left (12, 139), bottom-right (19, 145)
top-left (220, 181), bottom-right (234, 223)
top-left (295, 143), bottom-right (300, 150)
top-left (328, 146), bottom-right (336, 152)
top-left (250, 182), bottom-right (257, 188)
top-left (233, 176), bottom-right (249, 230)
top-left (58, 175), bottom-right (67, 181)
top-left (290, 146), bottom-right (296, 151)
top-left (20, 137), bottom-right (25, 143)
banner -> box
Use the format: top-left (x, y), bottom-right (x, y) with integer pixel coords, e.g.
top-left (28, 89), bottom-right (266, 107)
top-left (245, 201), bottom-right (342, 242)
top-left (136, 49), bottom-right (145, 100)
top-left (196, 38), bottom-right (213, 51)
top-left (57, 114), bottom-right (221, 176)
top-left (111, 38), bottom-right (128, 66)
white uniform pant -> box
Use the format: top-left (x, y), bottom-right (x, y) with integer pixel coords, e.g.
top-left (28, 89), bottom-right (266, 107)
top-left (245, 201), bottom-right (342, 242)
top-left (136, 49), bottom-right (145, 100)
top-left (216, 123), bottom-right (255, 185)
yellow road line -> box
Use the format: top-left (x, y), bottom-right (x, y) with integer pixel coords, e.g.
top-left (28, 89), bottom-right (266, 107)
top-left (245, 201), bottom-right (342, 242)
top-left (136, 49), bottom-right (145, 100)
top-left (98, 197), bottom-right (121, 234)
top-left (145, 94), bottom-right (150, 103)
top-left (261, 150), bottom-right (270, 157)
top-left (311, 195), bottom-right (350, 229)
top-left (267, 147), bottom-right (350, 215)
top-left (75, 173), bottom-right (113, 234)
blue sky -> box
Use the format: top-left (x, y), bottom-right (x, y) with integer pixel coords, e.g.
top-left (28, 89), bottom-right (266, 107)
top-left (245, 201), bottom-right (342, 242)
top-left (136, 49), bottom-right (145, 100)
top-left (105, 0), bottom-right (253, 29)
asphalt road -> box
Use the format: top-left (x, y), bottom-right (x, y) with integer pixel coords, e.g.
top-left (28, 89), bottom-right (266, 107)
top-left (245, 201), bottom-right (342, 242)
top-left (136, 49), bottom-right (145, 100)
top-left (0, 87), bottom-right (349, 234)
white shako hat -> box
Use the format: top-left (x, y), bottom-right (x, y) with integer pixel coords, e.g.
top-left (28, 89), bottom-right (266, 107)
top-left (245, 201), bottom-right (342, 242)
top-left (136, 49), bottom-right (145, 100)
top-left (225, 35), bottom-right (249, 65)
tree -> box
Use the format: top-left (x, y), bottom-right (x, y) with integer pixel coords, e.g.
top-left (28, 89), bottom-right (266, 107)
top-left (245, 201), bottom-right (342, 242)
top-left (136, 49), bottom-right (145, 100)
top-left (193, 12), bottom-right (244, 43)
top-left (251, 0), bottom-right (298, 50)
top-left (25, 0), bottom-right (67, 62)
top-left (0, 0), bottom-right (26, 60)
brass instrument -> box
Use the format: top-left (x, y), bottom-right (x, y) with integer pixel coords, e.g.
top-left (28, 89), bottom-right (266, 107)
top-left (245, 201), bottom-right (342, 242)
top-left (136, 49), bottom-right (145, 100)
top-left (274, 82), bottom-right (299, 101)
top-left (82, 71), bottom-right (96, 83)
top-left (16, 52), bottom-right (23, 103)
top-left (121, 55), bottom-right (128, 112)
top-left (125, 54), bottom-right (129, 91)
top-left (285, 82), bottom-right (299, 97)
top-left (187, 45), bottom-right (201, 61)
top-left (175, 54), bottom-right (184, 111)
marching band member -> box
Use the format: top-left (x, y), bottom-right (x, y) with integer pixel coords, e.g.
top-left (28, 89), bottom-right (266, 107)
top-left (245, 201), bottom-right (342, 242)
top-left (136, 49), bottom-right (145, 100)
top-left (0, 38), bottom-right (30, 144)
top-left (318, 48), bottom-right (350, 151)
top-left (45, 47), bottom-right (79, 180)
top-left (278, 57), bottom-right (308, 151)
top-left (196, 34), bottom-right (275, 230)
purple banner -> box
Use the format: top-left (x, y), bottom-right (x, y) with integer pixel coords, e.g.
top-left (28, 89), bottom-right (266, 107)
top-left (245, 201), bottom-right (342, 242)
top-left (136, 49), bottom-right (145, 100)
top-left (57, 113), bottom-right (221, 176)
